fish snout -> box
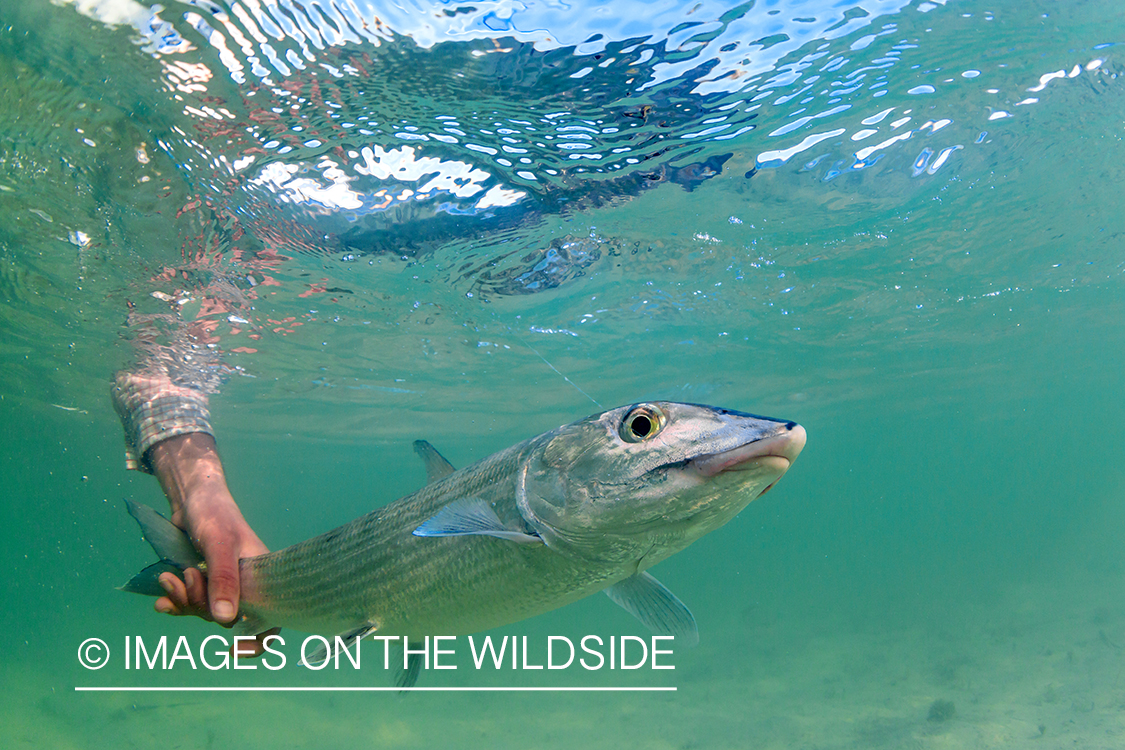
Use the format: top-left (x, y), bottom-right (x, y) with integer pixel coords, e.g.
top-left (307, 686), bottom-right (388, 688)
top-left (771, 422), bottom-right (807, 464)
top-left (689, 422), bottom-right (806, 478)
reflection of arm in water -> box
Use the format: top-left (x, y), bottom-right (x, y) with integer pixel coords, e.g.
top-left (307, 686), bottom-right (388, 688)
top-left (112, 322), bottom-right (275, 652)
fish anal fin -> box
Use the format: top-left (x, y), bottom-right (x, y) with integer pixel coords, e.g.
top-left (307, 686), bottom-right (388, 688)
top-left (299, 624), bottom-right (378, 667)
top-left (604, 571), bottom-right (699, 647)
top-left (413, 440), bottom-right (456, 484)
top-left (413, 497), bottom-right (541, 544)
top-left (395, 644), bottom-right (424, 690)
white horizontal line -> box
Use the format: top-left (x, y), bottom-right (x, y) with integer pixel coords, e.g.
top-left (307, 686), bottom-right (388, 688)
top-left (75, 686), bottom-right (676, 693)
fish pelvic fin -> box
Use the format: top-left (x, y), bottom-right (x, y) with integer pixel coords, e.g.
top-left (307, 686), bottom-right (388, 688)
top-left (604, 571), bottom-right (700, 647)
top-left (413, 440), bottom-right (456, 484)
top-left (119, 499), bottom-right (204, 595)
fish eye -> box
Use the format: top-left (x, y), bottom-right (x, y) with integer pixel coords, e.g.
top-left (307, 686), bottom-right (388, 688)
top-left (620, 404), bottom-right (667, 443)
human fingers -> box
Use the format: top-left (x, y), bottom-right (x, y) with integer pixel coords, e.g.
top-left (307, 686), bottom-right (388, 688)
top-left (184, 567), bottom-right (211, 613)
top-left (155, 572), bottom-right (183, 615)
top-left (155, 570), bottom-right (211, 619)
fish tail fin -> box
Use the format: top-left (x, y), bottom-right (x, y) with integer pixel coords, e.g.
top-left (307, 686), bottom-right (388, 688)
top-left (120, 499), bottom-right (280, 637)
top-left (119, 498), bottom-right (204, 596)
top-left (118, 561), bottom-right (184, 596)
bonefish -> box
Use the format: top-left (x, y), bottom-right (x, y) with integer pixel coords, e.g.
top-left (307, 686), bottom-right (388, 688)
top-left (123, 402), bottom-right (806, 684)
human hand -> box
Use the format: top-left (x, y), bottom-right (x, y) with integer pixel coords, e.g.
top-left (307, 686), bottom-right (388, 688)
top-left (148, 433), bottom-right (278, 655)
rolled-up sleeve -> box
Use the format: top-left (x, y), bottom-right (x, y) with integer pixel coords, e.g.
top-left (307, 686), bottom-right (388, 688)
top-left (112, 372), bottom-right (214, 473)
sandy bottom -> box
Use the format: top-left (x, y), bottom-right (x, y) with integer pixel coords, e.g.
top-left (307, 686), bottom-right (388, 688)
top-left (4, 571), bottom-right (1123, 750)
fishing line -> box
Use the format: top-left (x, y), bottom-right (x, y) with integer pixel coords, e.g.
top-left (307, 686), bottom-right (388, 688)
top-left (517, 335), bottom-right (603, 410)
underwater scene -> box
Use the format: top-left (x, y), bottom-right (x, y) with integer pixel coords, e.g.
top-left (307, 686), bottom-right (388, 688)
top-left (1, 0), bottom-right (1123, 747)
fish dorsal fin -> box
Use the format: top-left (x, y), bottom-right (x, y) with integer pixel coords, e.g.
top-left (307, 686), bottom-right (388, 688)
top-left (413, 497), bottom-right (542, 544)
top-left (123, 499), bottom-right (204, 570)
top-left (604, 571), bottom-right (700, 647)
top-left (413, 440), bottom-right (456, 484)
top-left (299, 624), bottom-right (378, 667)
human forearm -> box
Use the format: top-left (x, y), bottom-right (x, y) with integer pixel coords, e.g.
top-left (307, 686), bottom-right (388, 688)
top-left (149, 432), bottom-right (231, 522)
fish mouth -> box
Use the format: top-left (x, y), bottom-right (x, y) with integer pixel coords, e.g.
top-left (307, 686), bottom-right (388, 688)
top-left (688, 423), bottom-right (807, 480)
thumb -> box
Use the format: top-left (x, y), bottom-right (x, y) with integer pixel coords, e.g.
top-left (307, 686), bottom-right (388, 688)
top-left (201, 534), bottom-right (241, 624)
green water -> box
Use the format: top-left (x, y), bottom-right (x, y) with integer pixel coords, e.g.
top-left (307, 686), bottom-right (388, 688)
top-left (2, 0), bottom-right (1124, 747)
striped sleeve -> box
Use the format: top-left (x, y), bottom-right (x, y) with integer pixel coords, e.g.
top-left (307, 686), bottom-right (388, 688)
top-left (111, 372), bottom-right (214, 473)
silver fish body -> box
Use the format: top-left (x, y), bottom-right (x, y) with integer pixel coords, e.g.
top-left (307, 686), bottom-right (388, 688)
top-left (125, 402), bottom-right (806, 650)
top-left (238, 439), bottom-right (603, 639)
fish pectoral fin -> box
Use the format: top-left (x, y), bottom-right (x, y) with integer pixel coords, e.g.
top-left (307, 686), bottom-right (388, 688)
top-left (413, 440), bottom-right (457, 484)
top-left (604, 572), bottom-right (700, 647)
top-left (299, 624), bottom-right (379, 668)
top-left (412, 497), bottom-right (542, 544)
